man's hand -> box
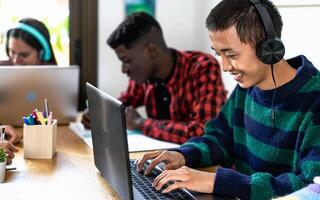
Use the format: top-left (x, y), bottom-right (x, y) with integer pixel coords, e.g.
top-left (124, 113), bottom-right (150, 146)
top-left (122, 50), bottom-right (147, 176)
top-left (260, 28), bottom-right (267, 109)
top-left (81, 110), bottom-right (91, 129)
top-left (0, 141), bottom-right (19, 165)
top-left (136, 150), bottom-right (186, 175)
top-left (153, 166), bottom-right (215, 194)
top-left (3, 125), bottom-right (22, 144)
top-left (125, 106), bottom-right (145, 130)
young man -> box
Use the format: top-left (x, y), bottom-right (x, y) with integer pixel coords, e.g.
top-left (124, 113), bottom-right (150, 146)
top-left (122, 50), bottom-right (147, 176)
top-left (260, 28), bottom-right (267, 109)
top-left (82, 12), bottom-right (226, 144)
top-left (136, 0), bottom-right (320, 199)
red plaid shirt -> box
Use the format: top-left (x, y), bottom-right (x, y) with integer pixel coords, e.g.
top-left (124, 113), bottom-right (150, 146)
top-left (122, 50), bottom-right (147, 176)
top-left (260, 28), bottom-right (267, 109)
top-left (119, 49), bottom-right (226, 144)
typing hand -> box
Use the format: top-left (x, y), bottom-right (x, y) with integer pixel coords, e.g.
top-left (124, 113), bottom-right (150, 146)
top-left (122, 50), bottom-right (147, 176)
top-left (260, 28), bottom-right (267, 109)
top-left (137, 160), bottom-right (165, 175)
top-left (125, 107), bottom-right (145, 130)
top-left (136, 150), bottom-right (186, 175)
top-left (153, 166), bottom-right (215, 194)
top-left (4, 125), bottom-right (22, 144)
top-left (81, 110), bottom-right (91, 129)
top-left (0, 141), bottom-right (19, 165)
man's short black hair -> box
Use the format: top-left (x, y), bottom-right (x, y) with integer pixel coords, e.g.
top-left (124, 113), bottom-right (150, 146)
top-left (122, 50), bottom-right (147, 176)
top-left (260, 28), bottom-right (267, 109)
top-left (107, 12), bottom-right (165, 49)
top-left (206, 0), bottom-right (283, 47)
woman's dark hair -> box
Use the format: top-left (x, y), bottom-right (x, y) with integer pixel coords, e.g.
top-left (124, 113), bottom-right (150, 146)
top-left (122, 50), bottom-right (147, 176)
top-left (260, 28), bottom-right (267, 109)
top-left (6, 17), bottom-right (57, 64)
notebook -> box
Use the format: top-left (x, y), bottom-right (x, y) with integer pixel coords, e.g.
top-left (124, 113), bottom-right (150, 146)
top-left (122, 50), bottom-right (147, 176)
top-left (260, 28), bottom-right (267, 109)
top-left (86, 83), bottom-right (220, 200)
top-left (0, 65), bottom-right (79, 126)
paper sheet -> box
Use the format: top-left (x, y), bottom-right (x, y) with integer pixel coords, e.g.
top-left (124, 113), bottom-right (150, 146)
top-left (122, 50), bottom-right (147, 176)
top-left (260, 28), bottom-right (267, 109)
top-left (69, 122), bottom-right (180, 152)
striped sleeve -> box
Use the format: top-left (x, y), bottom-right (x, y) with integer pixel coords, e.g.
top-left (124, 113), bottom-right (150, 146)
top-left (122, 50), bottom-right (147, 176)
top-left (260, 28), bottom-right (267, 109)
top-left (175, 86), bottom-right (320, 199)
top-left (174, 89), bottom-right (236, 166)
top-left (213, 111), bottom-right (320, 200)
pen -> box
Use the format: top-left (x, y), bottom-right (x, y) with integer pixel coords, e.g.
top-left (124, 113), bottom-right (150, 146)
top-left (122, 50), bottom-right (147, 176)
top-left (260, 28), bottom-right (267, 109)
top-left (36, 111), bottom-right (46, 125)
top-left (28, 114), bottom-right (36, 125)
top-left (44, 98), bottom-right (49, 118)
top-left (33, 109), bottom-right (39, 121)
top-left (47, 112), bottom-right (53, 125)
top-left (23, 117), bottom-right (30, 125)
top-left (0, 127), bottom-right (5, 142)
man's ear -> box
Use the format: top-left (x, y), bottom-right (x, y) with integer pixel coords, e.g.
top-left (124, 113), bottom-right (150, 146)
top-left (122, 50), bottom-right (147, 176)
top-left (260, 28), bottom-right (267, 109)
top-left (145, 42), bottom-right (158, 58)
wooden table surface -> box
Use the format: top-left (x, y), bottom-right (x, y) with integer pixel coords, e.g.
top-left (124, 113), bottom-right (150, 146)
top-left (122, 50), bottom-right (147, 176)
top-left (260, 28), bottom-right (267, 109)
top-left (5, 126), bottom-right (124, 200)
top-left (5, 126), bottom-right (216, 200)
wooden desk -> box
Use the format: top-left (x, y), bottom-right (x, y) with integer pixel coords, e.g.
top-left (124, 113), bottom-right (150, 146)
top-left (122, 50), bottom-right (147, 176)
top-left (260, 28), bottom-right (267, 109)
top-left (6, 126), bottom-right (121, 200)
top-left (6, 126), bottom-right (216, 200)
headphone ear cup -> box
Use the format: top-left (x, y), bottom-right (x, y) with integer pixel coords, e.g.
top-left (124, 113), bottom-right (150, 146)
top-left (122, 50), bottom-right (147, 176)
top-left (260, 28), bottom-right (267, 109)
top-left (39, 50), bottom-right (44, 61)
top-left (5, 42), bottom-right (9, 57)
top-left (5, 31), bottom-right (11, 57)
top-left (256, 38), bottom-right (285, 65)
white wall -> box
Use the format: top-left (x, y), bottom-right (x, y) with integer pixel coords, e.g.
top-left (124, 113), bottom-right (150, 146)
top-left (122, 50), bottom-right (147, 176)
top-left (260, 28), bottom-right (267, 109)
top-left (279, 6), bottom-right (320, 67)
top-left (98, 1), bottom-right (320, 99)
top-left (98, 0), bottom-right (126, 98)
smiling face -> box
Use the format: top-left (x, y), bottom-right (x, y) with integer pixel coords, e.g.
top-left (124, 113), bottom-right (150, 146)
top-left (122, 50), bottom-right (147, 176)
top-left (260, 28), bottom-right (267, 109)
top-left (114, 43), bottom-right (156, 84)
top-left (209, 26), bottom-right (271, 89)
top-left (7, 37), bottom-right (41, 65)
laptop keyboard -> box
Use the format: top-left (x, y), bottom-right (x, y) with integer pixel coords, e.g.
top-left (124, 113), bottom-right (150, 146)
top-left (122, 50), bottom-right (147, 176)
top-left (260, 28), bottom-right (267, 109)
top-left (130, 160), bottom-right (194, 200)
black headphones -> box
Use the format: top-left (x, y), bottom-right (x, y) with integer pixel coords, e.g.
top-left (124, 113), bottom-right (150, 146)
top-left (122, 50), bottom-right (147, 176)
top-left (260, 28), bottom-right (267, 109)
top-left (249, 0), bottom-right (285, 65)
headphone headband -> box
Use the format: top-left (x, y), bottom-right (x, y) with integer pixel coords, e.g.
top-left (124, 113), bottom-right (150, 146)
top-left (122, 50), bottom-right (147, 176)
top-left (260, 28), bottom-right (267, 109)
top-left (249, 0), bottom-right (275, 39)
top-left (12, 22), bottom-right (52, 61)
top-left (248, 0), bottom-right (285, 65)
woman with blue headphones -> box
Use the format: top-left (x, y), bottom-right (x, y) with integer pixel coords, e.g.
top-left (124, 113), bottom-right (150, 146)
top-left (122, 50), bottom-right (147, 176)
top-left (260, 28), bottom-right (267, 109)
top-left (0, 18), bottom-right (58, 151)
top-left (4, 17), bottom-right (57, 65)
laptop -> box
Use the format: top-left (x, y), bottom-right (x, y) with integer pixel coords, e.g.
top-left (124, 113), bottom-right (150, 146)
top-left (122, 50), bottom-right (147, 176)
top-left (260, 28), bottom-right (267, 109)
top-left (86, 83), bottom-right (229, 200)
top-left (0, 65), bottom-right (79, 126)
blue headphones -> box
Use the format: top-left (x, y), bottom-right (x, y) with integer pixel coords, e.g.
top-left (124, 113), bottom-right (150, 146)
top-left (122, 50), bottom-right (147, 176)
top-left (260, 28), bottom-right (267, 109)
top-left (9, 22), bottom-right (52, 61)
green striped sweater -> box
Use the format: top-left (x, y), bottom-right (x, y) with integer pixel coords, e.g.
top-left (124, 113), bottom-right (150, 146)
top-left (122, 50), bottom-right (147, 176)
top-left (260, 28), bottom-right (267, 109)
top-left (175, 55), bottom-right (320, 199)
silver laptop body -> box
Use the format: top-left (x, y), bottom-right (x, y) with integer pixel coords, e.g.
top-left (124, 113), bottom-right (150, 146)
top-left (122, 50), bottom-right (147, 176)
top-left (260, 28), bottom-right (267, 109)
top-left (0, 65), bottom-right (79, 126)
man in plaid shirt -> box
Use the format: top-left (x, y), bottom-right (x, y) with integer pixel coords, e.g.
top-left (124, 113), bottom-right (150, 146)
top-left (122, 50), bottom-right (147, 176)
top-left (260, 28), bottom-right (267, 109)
top-left (82, 12), bottom-right (226, 144)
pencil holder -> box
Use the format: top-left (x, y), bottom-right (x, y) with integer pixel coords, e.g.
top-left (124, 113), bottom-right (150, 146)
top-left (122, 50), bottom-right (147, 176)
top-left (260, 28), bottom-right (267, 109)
top-left (23, 119), bottom-right (57, 159)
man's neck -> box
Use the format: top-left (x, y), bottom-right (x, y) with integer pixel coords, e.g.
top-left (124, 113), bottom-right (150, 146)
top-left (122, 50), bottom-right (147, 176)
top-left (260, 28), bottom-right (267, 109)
top-left (154, 49), bottom-right (175, 81)
top-left (260, 60), bottom-right (297, 90)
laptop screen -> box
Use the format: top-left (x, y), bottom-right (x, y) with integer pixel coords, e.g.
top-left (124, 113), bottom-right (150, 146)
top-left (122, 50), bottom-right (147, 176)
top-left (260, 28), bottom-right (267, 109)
top-left (86, 83), bottom-right (133, 200)
top-left (0, 65), bottom-right (79, 126)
